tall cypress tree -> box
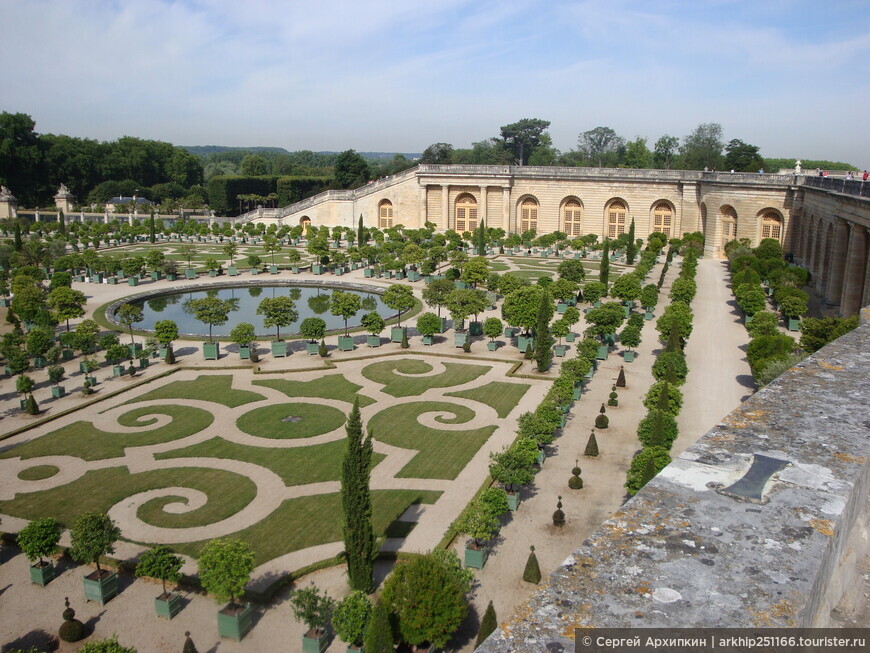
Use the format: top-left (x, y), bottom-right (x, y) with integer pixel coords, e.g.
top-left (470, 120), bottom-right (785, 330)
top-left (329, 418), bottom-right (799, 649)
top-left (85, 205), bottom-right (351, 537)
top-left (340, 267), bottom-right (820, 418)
top-left (626, 218), bottom-right (636, 264)
top-left (599, 239), bottom-right (610, 286)
top-left (476, 219), bottom-right (486, 256)
top-left (13, 222), bottom-right (22, 252)
top-left (341, 397), bottom-right (375, 592)
top-left (149, 211), bottom-right (156, 244)
top-left (533, 291), bottom-right (554, 372)
top-left (357, 214), bottom-right (365, 246)
top-left (58, 208), bottom-right (66, 235)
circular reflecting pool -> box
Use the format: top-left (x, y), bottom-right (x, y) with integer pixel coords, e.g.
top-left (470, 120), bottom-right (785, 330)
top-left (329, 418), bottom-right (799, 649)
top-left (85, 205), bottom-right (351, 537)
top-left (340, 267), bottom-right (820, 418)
top-left (121, 284), bottom-right (394, 337)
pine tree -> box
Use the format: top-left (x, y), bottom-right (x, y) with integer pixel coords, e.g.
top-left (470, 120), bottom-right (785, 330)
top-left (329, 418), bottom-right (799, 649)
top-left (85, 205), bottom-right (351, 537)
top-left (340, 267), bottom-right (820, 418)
top-left (626, 218), bottom-right (636, 264)
top-left (523, 545), bottom-right (542, 583)
top-left (584, 430), bottom-right (599, 457)
top-left (341, 398), bottom-right (375, 593)
top-left (533, 292), bottom-right (554, 372)
top-left (599, 239), bottom-right (610, 286)
top-left (363, 599), bottom-right (394, 653)
top-left (357, 214), bottom-right (365, 246)
top-left (476, 600), bottom-right (498, 647)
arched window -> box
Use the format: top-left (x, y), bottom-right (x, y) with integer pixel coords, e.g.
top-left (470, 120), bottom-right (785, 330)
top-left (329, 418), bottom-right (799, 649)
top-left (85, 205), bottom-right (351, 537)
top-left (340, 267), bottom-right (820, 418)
top-left (455, 193), bottom-right (478, 232)
top-left (652, 202), bottom-right (673, 237)
top-left (607, 201), bottom-right (627, 238)
top-left (378, 200), bottom-right (394, 228)
top-left (760, 212), bottom-right (782, 242)
top-left (562, 199), bottom-right (582, 236)
top-left (521, 198), bottom-right (538, 233)
top-left (300, 216), bottom-right (311, 235)
top-left (720, 205), bottom-right (738, 240)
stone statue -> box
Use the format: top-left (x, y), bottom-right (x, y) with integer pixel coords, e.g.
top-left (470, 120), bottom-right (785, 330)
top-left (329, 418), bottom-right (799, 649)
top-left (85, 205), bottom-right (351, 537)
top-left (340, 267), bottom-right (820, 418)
top-left (57, 183), bottom-right (70, 195)
top-left (0, 186), bottom-right (11, 199)
top-left (795, 160), bottom-right (802, 174)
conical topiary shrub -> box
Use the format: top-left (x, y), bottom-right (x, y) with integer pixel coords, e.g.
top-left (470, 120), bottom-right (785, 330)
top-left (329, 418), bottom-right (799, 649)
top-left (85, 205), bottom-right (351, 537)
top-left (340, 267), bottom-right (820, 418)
top-left (26, 395), bottom-right (39, 415)
top-left (524, 342), bottom-right (534, 360)
top-left (400, 329), bottom-right (409, 349)
top-left (463, 339), bottom-right (471, 353)
top-left (182, 631), bottom-right (198, 653)
top-left (58, 597), bottom-right (84, 643)
top-left (595, 413), bottom-right (609, 429)
top-left (165, 347), bottom-right (176, 364)
top-left (523, 545), bottom-right (542, 584)
top-left (552, 496), bottom-right (565, 527)
top-left (584, 430), bottom-right (599, 456)
top-left (476, 600), bottom-right (498, 647)
top-left (318, 339), bottom-right (328, 357)
top-left (616, 366), bottom-right (626, 387)
top-left (568, 461), bottom-right (583, 489)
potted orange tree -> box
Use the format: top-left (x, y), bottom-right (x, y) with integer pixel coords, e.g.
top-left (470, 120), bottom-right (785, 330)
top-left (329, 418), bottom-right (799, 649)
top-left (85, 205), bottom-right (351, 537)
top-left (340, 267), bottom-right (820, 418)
top-left (290, 584), bottom-right (334, 653)
top-left (17, 517), bottom-right (62, 586)
top-left (70, 512), bottom-right (121, 605)
top-left (199, 538), bottom-right (255, 641)
top-left (135, 544), bottom-right (184, 619)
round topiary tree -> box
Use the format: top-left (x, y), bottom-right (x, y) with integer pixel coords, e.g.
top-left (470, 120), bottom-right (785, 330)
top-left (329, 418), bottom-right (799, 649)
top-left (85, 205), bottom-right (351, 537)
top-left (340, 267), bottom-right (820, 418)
top-left (552, 496), bottom-right (565, 527)
top-left (69, 512), bottom-right (121, 578)
top-left (18, 517), bottom-right (62, 568)
top-left (608, 390), bottom-right (619, 407)
top-left (197, 538), bottom-right (254, 608)
top-left (595, 414), bottom-right (609, 429)
top-left (522, 545), bottom-right (542, 584)
top-left (642, 380), bottom-right (683, 415)
top-left (568, 462), bottom-right (584, 489)
top-left (637, 409), bottom-right (679, 449)
top-left (332, 590), bottom-right (372, 649)
top-left (58, 597), bottom-right (85, 643)
top-left (625, 446), bottom-right (672, 496)
top-left (135, 544), bottom-right (183, 597)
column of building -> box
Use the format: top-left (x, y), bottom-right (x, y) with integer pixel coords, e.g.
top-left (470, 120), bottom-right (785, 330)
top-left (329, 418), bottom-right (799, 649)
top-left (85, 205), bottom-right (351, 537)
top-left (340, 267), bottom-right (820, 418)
top-left (824, 219), bottom-right (850, 305)
top-left (479, 186), bottom-right (487, 226)
top-left (502, 187), bottom-right (511, 232)
top-left (441, 185), bottom-right (449, 231)
top-left (839, 223), bottom-right (868, 316)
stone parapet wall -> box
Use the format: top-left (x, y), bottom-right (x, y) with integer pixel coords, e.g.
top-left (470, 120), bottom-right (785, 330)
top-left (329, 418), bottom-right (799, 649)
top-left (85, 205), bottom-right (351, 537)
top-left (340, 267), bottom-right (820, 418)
top-left (477, 314), bottom-right (870, 651)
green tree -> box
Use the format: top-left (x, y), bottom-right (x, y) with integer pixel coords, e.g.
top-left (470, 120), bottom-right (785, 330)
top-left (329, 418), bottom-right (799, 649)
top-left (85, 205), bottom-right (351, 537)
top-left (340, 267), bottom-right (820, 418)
top-left (799, 316), bottom-right (859, 353)
top-left (135, 545), bottom-right (183, 595)
top-left (69, 512), bottom-right (121, 575)
top-left (299, 317), bottom-right (326, 343)
top-left (289, 584), bottom-right (335, 634)
top-left (669, 276), bottom-right (697, 304)
top-left (656, 301), bottom-right (694, 344)
top-left (653, 134), bottom-right (680, 169)
top-left (197, 538), bottom-right (255, 605)
top-left (256, 295), bottom-right (298, 340)
top-left (502, 285), bottom-right (550, 333)
top-left (115, 303), bottom-right (144, 346)
top-left (461, 256), bottom-right (489, 287)
top-left (599, 239), bottom-right (610, 285)
top-left (382, 284), bottom-right (414, 326)
top-left (681, 122), bottom-right (724, 170)
top-left (533, 291), bottom-right (554, 372)
top-left (333, 590), bottom-right (372, 647)
top-left (483, 317), bottom-right (503, 342)
top-left (476, 600), bottom-right (498, 646)
top-left (240, 154), bottom-right (269, 176)
top-left (334, 150), bottom-right (369, 188)
top-left (17, 517), bottom-right (62, 565)
top-left (557, 258), bottom-right (586, 283)
top-left (489, 440), bottom-right (537, 493)
top-left (0, 112), bottom-right (43, 206)
top-left (45, 286), bottom-right (85, 333)
top-left (623, 137), bottom-right (652, 169)
top-left (724, 139), bottom-right (764, 172)
top-left (637, 409), bottom-right (679, 449)
top-left (77, 635), bottom-right (137, 653)
top-left (625, 446), bottom-right (671, 495)
top-left (363, 599), bottom-right (395, 653)
top-left (381, 554), bottom-right (468, 649)
top-left (611, 272), bottom-right (641, 303)
top-left (187, 296), bottom-right (234, 342)
top-left (445, 288), bottom-right (486, 331)
top-left (361, 311), bottom-right (385, 337)
top-left (420, 142), bottom-right (454, 164)
top-left (577, 126), bottom-right (625, 167)
top-left (416, 311), bottom-right (441, 338)
top-left (330, 290), bottom-right (362, 336)
top-left (422, 278), bottom-right (453, 317)
top-left (500, 118), bottom-right (551, 165)
top-left (626, 217), bottom-right (637, 263)
top-left (522, 545), bottom-right (542, 584)
top-left (639, 284), bottom-right (659, 309)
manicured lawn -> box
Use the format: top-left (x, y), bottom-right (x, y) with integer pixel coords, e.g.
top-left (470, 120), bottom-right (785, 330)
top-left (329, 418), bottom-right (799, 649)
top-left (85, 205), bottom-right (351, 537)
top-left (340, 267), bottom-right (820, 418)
top-left (169, 489), bottom-right (442, 564)
top-left (446, 381), bottom-right (531, 418)
top-left (487, 260), bottom-right (510, 271)
top-left (128, 375), bottom-right (265, 408)
top-left (236, 402), bottom-right (347, 439)
top-left (155, 437), bottom-right (385, 486)
top-left (368, 401), bottom-right (496, 479)
top-left (254, 374), bottom-right (375, 407)
top-left (0, 405), bottom-right (214, 461)
top-left (508, 269), bottom-right (555, 282)
top-left (0, 466), bottom-right (257, 529)
top-left (361, 359), bottom-right (491, 397)
top-left (17, 465), bottom-right (59, 481)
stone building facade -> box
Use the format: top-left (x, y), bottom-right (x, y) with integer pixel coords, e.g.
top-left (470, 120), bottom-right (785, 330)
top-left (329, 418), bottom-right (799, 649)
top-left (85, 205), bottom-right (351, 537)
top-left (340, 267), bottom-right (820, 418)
top-left (251, 165), bottom-right (870, 316)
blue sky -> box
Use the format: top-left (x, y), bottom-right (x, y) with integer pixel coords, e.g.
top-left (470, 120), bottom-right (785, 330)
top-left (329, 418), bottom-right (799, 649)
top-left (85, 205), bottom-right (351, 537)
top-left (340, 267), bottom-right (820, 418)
top-left (2, 0), bottom-right (868, 167)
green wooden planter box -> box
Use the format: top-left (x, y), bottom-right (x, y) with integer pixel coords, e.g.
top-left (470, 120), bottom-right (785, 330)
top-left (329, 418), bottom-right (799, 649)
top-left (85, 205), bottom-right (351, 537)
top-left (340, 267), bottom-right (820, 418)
top-left (554, 345), bottom-right (566, 357)
top-left (302, 630), bottom-right (329, 653)
top-left (155, 592), bottom-right (183, 619)
top-left (311, 264), bottom-right (324, 275)
top-left (150, 271), bottom-right (162, 281)
top-left (487, 341), bottom-right (498, 351)
top-left (112, 365), bottom-right (125, 377)
top-left (517, 335), bottom-right (535, 352)
top-left (596, 345), bottom-right (609, 360)
top-left (565, 332), bottom-right (576, 342)
top-left (292, 266), bottom-right (300, 274)
top-left (61, 348), bottom-right (74, 360)
top-left (788, 317), bottom-right (801, 331)
top-left (239, 345), bottom-right (251, 360)
top-left (128, 277), bottom-right (139, 286)
top-left (128, 343), bottom-right (143, 357)
top-left (391, 327), bottom-right (405, 343)
top-left (202, 342), bottom-right (220, 360)
top-left (422, 334), bottom-right (435, 346)
top-left (440, 317), bottom-right (449, 333)
top-left (33, 356), bottom-right (47, 368)
top-left (506, 492), bottom-right (520, 511)
top-left (572, 386), bottom-right (582, 400)
top-left (166, 273), bottom-right (177, 281)
top-left (0, 297), bottom-right (9, 307)
top-left (454, 280), bottom-right (468, 289)
top-left (217, 603), bottom-right (253, 641)
top-left (269, 264), bottom-right (279, 274)
top-left (208, 269), bottom-right (219, 277)
top-left (504, 326), bottom-right (517, 338)
top-left (464, 545), bottom-right (488, 569)
top-left (559, 415), bottom-right (567, 428)
top-left (338, 335), bottom-right (355, 351)
top-left (623, 350), bottom-right (635, 362)
top-left (454, 332), bottom-right (468, 347)
top-left (51, 386), bottom-right (65, 398)
top-left (557, 302), bottom-right (568, 314)
top-left (469, 321), bottom-right (483, 336)
top-left (306, 342), bottom-right (319, 355)
top-left (536, 448), bottom-right (546, 464)
top-left (83, 570), bottom-right (118, 605)
top-left (185, 269), bottom-right (197, 279)
top-left (30, 562), bottom-right (55, 586)
top-left (364, 268), bottom-right (374, 277)
top-left (367, 335), bottom-right (381, 347)
top-left (228, 266), bottom-right (239, 276)
top-left (250, 267), bottom-right (260, 275)
top-left (271, 340), bottom-right (288, 357)
top-left (645, 311), bottom-right (654, 320)
top-left (407, 270), bottom-right (421, 281)
top-left (603, 333), bottom-right (616, 346)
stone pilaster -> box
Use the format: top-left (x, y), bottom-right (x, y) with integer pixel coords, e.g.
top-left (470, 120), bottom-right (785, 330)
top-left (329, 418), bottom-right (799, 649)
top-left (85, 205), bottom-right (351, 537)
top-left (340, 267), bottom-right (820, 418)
top-left (419, 185), bottom-right (427, 226)
top-left (441, 184), bottom-right (449, 231)
top-left (502, 186), bottom-right (511, 232)
top-left (479, 186), bottom-right (487, 225)
top-left (839, 224), bottom-right (867, 317)
top-left (824, 219), bottom-right (849, 305)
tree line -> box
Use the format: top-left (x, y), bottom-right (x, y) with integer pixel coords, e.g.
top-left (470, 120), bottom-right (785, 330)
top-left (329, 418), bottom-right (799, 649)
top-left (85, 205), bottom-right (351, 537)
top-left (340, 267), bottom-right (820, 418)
top-left (421, 119), bottom-right (859, 173)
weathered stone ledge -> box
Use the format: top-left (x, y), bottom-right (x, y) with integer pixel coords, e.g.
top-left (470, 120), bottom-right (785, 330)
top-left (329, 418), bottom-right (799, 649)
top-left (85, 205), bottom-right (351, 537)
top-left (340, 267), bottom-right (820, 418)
top-left (478, 312), bottom-right (869, 651)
